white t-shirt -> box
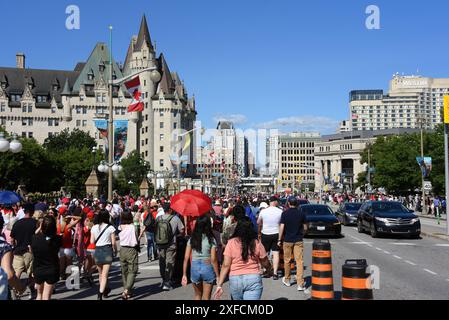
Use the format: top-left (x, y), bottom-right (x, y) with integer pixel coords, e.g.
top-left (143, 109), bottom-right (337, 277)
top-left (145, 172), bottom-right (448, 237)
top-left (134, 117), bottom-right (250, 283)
top-left (91, 224), bottom-right (116, 246)
top-left (258, 206), bottom-right (283, 235)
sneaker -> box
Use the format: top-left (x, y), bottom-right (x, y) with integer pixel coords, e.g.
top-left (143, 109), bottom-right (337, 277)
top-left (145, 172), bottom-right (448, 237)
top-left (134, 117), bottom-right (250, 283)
top-left (297, 284), bottom-right (305, 291)
top-left (273, 275), bottom-right (279, 280)
top-left (282, 277), bottom-right (292, 287)
top-left (162, 284), bottom-right (173, 291)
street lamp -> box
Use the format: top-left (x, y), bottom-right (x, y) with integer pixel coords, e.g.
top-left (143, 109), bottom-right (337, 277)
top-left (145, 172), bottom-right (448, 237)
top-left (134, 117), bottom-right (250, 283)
top-left (98, 160), bottom-right (123, 174)
top-left (0, 133), bottom-right (22, 153)
top-left (105, 25), bottom-right (161, 201)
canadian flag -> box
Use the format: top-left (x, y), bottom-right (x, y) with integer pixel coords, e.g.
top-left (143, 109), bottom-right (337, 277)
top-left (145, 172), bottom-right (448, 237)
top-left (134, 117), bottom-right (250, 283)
top-left (125, 76), bottom-right (144, 112)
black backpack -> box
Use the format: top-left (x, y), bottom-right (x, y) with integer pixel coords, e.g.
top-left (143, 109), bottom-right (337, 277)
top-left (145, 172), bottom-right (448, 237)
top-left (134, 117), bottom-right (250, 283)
top-left (143, 212), bottom-right (156, 233)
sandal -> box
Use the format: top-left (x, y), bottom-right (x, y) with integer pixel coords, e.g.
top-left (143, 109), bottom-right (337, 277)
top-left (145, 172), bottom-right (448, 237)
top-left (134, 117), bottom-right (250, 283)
top-left (122, 291), bottom-right (131, 300)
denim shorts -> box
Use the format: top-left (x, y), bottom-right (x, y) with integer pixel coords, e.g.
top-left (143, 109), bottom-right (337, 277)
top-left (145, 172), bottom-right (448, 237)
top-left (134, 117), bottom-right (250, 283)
top-left (190, 260), bottom-right (216, 285)
top-left (229, 274), bottom-right (263, 300)
top-left (94, 245), bottom-right (113, 265)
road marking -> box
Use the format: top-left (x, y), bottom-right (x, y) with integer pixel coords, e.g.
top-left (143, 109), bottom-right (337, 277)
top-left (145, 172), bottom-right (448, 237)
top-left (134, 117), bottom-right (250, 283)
top-left (383, 251), bottom-right (391, 254)
top-left (405, 260), bottom-right (416, 266)
top-left (423, 269), bottom-right (437, 275)
top-left (390, 243), bottom-right (416, 246)
top-left (434, 244), bottom-right (449, 247)
top-left (375, 247), bottom-right (382, 251)
top-left (393, 255), bottom-right (402, 260)
top-left (350, 241), bottom-right (372, 244)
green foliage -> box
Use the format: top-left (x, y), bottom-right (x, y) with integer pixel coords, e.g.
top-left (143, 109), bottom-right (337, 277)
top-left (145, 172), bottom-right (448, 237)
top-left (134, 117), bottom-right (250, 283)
top-left (0, 138), bottom-right (59, 192)
top-left (113, 151), bottom-right (151, 196)
top-left (358, 125), bottom-right (446, 195)
top-left (43, 128), bottom-right (96, 153)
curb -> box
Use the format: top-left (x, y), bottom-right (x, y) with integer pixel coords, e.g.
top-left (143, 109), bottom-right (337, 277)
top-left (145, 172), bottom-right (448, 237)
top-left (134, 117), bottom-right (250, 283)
top-left (420, 230), bottom-right (449, 242)
top-left (416, 214), bottom-right (446, 222)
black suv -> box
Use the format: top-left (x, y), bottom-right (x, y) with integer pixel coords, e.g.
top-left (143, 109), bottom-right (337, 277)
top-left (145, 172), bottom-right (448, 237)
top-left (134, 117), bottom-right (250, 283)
top-left (357, 201), bottom-right (421, 238)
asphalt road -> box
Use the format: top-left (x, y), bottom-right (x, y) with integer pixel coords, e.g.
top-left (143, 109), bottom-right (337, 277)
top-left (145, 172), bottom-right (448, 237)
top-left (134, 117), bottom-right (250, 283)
top-left (40, 223), bottom-right (449, 301)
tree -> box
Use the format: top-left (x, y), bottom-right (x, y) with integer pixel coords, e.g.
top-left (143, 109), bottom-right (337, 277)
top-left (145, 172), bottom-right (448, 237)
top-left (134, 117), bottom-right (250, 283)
top-left (0, 138), bottom-right (59, 192)
top-left (114, 151), bottom-right (151, 196)
top-left (43, 128), bottom-right (96, 153)
top-left (358, 126), bottom-right (446, 195)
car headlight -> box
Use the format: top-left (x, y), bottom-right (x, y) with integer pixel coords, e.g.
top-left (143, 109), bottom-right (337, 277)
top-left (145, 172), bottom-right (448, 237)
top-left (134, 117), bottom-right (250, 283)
top-left (375, 217), bottom-right (389, 224)
top-left (333, 222), bottom-right (341, 225)
top-left (411, 218), bottom-right (420, 224)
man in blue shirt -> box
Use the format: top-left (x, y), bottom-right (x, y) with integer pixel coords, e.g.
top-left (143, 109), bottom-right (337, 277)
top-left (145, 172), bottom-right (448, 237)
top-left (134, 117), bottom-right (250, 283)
top-left (278, 196), bottom-right (307, 291)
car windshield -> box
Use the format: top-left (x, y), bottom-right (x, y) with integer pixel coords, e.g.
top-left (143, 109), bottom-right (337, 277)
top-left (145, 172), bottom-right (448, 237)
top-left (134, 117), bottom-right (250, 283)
top-left (298, 200), bottom-right (309, 205)
top-left (344, 203), bottom-right (362, 211)
top-left (372, 202), bottom-right (409, 213)
top-left (304, 206), bottom-right (333, 215)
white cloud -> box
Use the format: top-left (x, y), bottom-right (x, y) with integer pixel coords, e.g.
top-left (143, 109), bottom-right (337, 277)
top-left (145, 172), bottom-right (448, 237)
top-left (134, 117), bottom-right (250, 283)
top-left (213, 114), bottom-right (247, 125)
top-left (255, 116), bottom-right (339, 133)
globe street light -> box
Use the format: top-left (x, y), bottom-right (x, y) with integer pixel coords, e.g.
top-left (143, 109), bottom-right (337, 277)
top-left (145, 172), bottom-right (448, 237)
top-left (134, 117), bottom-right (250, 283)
top-left (0, 132), bottom-right (22, 153)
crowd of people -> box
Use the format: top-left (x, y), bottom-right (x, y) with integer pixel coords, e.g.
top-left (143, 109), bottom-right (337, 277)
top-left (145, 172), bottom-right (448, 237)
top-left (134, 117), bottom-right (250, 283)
top-left (0, 193), bottom-right (312, 300)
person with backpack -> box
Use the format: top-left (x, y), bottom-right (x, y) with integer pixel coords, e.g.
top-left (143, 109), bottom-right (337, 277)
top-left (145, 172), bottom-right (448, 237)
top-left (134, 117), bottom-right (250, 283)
top-left (90, 209), bottom-right (117, 300)
top-left (140, 205), bottom-right (157, 262)
top-left (155, 203), bottom-right (184, 291)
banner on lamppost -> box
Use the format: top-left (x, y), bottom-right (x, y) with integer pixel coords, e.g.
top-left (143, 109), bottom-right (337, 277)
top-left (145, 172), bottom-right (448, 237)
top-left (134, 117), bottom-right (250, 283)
top-left (416, 156), bottom-right (432, 178)
top-left (94, 120), bottom-right (128, 161)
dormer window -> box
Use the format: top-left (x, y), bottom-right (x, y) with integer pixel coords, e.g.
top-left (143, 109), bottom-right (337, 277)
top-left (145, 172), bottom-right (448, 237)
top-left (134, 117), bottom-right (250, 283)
top-left (99, 63), bottom-right (105, 73)
top-left (1, 82), bottom-right (6, 89)
top-left (87, 69), bottom-right (94, 81)
top-left (37, 96), bottom-right (47, 103)
top-left (53, 85), bottom-right (58, 91)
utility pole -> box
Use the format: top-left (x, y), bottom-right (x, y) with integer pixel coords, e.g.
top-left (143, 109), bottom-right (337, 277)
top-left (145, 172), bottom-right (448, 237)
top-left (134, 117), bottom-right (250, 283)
top-left (367, 145), bottom-right (371, 196)
top-left (443, 96), bottom-right (449, 236)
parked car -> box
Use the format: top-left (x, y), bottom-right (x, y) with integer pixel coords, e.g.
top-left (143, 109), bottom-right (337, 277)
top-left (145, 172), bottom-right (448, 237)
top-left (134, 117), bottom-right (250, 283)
top-left (357, 201), bottom-right (421, 239)
top-left (336, 202), bottom-right (363, 226)
top-left (302, 204), bottom-right (342, 237)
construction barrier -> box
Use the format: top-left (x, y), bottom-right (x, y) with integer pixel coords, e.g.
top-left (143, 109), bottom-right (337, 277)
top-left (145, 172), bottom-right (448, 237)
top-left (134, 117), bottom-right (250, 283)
top-left (311, 239), bottom-right (334, 300)
top-left (342, 259), bottom-right (373, 300)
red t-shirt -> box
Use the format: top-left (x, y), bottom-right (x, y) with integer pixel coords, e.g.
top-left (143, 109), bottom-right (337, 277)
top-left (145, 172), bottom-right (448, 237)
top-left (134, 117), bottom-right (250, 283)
top-left (57, 224), bottom-right (73, 249)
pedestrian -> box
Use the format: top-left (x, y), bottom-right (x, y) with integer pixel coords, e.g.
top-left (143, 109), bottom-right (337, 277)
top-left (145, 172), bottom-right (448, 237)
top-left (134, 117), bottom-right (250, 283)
top-left (221, 205), bottom-right (246, 247)
top-left (155, 203), bottom-right (185, 291)
top-left (57, 208), bottom-right (80, 280)
top-left (214, 217), bottom-right (272, 300)
top-left (31, 215), bottom-right (61, 300)
top-left (257, 196), bottom-right (282, 280)
top-left (82, 211), bottom-right (95, 286)
top-left (118, 210), bottom-right (139, 300)
top-left (181, 215), bottom-right (219, 300)
top-left (10, 202), bottom-right (37, 297)
top-left (90, 209), bottom-right (117, 300)
top-left (141, 205), bottom-right (158, 262)
top-left (0, 215), bottom-right (24, 300)
top-left (278, 196), bottom-right (307, 291)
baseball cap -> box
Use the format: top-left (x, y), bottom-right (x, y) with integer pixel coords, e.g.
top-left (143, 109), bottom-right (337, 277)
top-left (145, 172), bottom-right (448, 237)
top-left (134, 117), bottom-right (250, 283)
top-left (58, 207), bottom-right (67, 215)
top-left (287, 196), bottom-right (298, 205)
top-left (87, 211), bottom-right (95, 219)
top-left (259, 202), bottom-right (269, 209)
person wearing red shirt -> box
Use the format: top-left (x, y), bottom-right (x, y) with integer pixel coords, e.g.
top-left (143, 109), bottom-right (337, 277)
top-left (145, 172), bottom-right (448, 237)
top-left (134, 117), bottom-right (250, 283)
top-left (82, 211), bottom-right (95, 286)
top-left (57, 208), bottom-right (80, 280)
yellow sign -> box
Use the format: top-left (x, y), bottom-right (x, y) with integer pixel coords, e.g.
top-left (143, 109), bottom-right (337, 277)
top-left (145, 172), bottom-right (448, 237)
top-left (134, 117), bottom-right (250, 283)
top-left (444, 96), bottom-right (449, 124)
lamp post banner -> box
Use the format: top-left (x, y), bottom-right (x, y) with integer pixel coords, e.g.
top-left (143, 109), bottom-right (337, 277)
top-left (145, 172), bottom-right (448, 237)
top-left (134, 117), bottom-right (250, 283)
top-left (94, 119), bottom-right (128, 161)
top-left (416, 156), bottom-right (432, 178)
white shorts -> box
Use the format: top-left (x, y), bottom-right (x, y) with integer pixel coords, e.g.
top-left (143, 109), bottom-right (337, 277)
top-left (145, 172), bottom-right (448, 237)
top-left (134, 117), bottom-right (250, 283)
top-left (59, 248), bottom-right (75, 258)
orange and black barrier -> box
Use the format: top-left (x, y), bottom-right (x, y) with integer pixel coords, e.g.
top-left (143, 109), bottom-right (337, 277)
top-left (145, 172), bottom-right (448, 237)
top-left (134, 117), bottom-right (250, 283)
top-left (311, 239), bottom-right (334, 300)
top-left (342, 259), bottom-right (373, 300)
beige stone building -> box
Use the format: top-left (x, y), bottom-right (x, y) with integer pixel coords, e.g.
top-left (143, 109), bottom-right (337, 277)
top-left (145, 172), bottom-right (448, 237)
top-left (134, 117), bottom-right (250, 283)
top-left (0, 15), bottom-right (196, 175)
top-left (350, 74), bottom-right (449, 132)
top-left (314, 128), bottom-right (420, 192)
top-left (278, 132), bottom-right (321, 192)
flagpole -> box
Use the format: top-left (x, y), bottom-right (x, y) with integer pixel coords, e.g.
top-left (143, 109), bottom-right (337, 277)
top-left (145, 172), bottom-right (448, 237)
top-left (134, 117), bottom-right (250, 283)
top-left (108, 25), bottom-right (114, 201)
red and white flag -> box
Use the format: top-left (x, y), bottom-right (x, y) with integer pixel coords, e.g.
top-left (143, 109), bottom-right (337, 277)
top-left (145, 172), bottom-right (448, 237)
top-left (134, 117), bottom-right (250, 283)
top-left (124, 76), bottom-right (144, 112)
top-left (220, 159), bottom-right (226, 171)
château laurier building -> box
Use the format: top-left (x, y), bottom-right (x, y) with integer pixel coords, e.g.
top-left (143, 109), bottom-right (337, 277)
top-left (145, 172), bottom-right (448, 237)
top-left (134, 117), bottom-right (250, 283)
top-left (0, 15), bottom-right (196, 174)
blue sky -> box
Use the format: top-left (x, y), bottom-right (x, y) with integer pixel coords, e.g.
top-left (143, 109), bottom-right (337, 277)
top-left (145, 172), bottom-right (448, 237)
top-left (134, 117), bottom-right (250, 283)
top-left (1, 0), bottom-right (449, 134)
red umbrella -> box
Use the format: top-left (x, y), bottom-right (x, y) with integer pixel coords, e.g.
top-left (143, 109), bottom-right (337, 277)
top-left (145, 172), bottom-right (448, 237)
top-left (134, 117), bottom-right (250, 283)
top-left (170, 190), bottom-right (212, 217)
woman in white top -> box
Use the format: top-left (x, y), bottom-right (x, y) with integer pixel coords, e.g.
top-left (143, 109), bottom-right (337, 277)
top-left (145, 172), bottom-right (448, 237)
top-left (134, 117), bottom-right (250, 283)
top-left (118, 210), bottom-right (138, 300)
top-left (90, 209), bottom-right (116, 300)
